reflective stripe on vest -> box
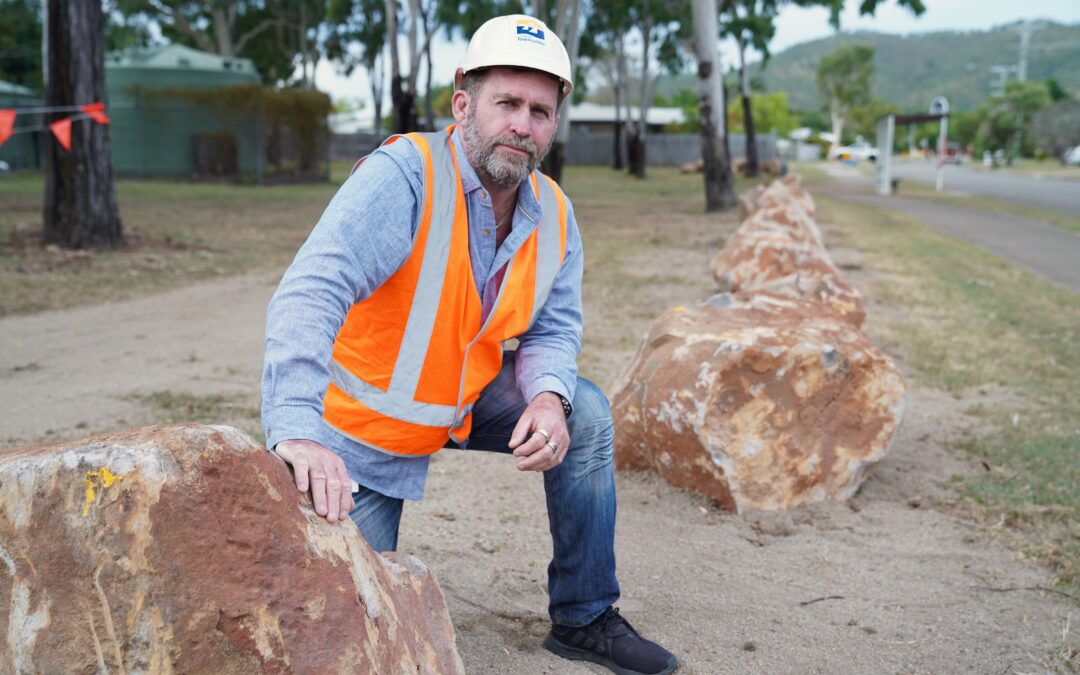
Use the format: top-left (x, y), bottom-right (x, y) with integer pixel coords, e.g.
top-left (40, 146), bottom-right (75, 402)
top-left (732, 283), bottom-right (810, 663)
top-left (324, 128), bottom-right (568, 455)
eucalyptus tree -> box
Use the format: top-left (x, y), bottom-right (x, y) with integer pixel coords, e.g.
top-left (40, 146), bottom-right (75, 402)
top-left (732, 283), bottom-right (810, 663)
top-left (816, 43), bottom-right (874, 155)
top-left (717, 0), bottom-right (926, 175)
top-left (43, 0), bottom-right (122, 249)
top-left (690, 0), bottom-right (737, 210)
top-left (325, 0), bottom-right (388, 133)
top-left (624, 0), bottom-right (686, 179)
top-left (580, 0), bottom-right (634, 170)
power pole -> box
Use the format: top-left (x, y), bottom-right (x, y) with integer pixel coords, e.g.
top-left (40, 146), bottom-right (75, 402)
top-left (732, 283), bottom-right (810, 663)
top-left (1013, 20), bottom-right (1047, 83)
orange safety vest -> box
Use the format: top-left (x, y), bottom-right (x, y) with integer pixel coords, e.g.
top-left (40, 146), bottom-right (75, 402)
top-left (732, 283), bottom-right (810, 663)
top-left (322, 128), bottom-right (569, 456)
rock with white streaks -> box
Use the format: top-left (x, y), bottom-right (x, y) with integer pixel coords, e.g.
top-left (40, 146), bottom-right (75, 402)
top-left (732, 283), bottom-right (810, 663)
top-left (0, 424), bottom-right (464, 674)
top-left (713, 199), bottom-right (864, 326)
top-left (611, 296), bottom-right (906, 512)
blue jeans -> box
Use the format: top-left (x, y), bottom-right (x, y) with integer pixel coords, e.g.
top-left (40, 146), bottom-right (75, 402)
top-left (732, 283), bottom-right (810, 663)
top-left (349, 353), bottom-right (621, 627)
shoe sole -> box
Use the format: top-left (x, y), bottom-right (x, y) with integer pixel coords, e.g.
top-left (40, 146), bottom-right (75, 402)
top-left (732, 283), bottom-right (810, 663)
top-left (543, 633), bottom-right (678, 675)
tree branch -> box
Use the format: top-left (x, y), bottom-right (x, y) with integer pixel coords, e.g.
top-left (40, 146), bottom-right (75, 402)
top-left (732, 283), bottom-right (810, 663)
top-left (234, 18), bottom-right (276, 54)
top-left (147, 0), bottom-right (217, 54)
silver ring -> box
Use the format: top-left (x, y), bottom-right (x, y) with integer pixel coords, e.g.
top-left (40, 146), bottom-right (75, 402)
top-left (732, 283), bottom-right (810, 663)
top-left (545, 440), bottom-right (558, 454)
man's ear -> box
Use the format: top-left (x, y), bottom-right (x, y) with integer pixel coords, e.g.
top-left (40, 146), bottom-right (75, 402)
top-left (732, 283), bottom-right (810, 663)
top-left (451, 88), bottom-right (469, 125)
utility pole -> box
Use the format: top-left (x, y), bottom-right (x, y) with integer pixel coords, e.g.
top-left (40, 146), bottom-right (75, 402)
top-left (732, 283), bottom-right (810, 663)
top-left (1013, 20), bottom-right (1047, 83)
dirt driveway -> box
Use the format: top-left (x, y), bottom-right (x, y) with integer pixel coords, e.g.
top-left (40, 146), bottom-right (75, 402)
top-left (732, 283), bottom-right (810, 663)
top-left (1, 197), bottom-right (1076, 674)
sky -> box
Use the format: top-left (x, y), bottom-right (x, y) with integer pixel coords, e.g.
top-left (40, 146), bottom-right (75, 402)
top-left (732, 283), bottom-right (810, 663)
top-left (313, 0), bottom-right (1080, 106)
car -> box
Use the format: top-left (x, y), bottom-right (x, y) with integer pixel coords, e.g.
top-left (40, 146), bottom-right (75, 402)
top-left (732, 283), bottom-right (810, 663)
top-left (829, 141), bottom-right (879, 163)
top-left (943, 141), bottom-right (968, 165)
top-left (1064, 146), bottom-right (1080, 166)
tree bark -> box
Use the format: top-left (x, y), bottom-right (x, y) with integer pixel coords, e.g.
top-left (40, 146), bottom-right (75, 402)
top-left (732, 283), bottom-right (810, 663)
top-left (43, 0), bottom-right (122, 249)
top-left (737, 39), bottom-right (758, 177)
top-left (691, 0), bottom-right (736, 210)
top-left (612, 39), bottom-right (626, 170)
top-left (542, 0), bottom-right (583, 183)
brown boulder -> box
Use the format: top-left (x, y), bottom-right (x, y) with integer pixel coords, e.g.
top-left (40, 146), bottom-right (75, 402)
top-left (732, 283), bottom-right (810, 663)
top-left (711, 202), bottom-right (864, 326)
top-left (611, 297), bottom-right (906, 512)
top-left (0, 424), bottom-right (464, 674)
top-left (737, 174), bottom-right (815, 220)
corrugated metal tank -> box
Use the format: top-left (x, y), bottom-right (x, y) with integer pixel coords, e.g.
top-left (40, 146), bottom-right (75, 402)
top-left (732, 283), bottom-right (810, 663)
top-left (105, 44), bottom-right (260, 177)
top-left (0, 80), bottom-right (44, 170)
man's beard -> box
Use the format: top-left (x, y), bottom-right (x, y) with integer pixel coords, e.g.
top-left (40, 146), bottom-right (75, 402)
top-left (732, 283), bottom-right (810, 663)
top-left (461, 108), bottom-right (553, 189)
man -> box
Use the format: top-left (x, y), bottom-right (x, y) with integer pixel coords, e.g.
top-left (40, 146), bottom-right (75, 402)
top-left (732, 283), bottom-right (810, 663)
top-left (262, 14), bottom-right (677, 675)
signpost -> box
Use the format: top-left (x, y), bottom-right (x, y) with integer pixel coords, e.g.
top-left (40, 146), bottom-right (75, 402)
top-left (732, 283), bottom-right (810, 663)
top-left (875, 96), bottom-right (950, 197)
top-left (929, 96), bottom-right (950, 192)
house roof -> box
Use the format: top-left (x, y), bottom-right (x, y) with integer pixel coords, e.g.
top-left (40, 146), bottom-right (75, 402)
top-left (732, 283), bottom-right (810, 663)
top-left (106, 43), bottom-right (258, 76)
top-left (569, 102), bottom-right (686, 126)
top-left (0, 80), bottom-right (37, 97)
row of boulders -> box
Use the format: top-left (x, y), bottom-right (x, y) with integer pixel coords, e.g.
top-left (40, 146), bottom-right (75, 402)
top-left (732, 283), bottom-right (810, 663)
top-left (612, 175), bottom-right (907, 513)
top-left (0, 425), bottom-right (465, 674)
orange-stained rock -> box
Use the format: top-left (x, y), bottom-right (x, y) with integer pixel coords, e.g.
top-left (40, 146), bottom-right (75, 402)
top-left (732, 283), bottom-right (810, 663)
top-left (712, 199), bottom-right (864, 326)
top-left (611, 296), bottom-right (906, 512)
top-left (0, 425), bottom-right (464, 675)
top-left (738, 174), bottom-right (815, 220)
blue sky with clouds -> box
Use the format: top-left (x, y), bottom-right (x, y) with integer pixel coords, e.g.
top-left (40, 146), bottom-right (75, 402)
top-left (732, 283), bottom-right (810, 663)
top-left (315, 0), bottom-right (1080, 104)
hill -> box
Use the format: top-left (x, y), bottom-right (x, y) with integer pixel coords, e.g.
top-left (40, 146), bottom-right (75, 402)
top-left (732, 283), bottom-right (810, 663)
top-left (650, 21), bottom-right (1080, 113)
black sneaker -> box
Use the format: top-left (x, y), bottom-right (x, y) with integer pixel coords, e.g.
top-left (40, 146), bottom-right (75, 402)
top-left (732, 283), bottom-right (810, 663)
top-left (543, 606), bottom-right (678, 675)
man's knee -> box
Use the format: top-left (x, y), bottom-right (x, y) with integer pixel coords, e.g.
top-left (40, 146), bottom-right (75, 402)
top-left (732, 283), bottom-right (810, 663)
top-left (565, 378), bottom-right (615, 473)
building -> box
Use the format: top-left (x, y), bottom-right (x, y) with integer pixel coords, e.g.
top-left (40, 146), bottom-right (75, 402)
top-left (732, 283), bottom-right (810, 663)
top-left (105, 44), bottom-right (262, 177)
top-left (0, 80), bottom-right (44, 170)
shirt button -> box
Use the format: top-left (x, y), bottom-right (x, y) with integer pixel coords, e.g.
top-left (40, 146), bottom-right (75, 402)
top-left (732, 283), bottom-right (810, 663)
top-left (480, 190), bottom-right (488, 201)
top-left (483, 228), bottom-right (491, 237)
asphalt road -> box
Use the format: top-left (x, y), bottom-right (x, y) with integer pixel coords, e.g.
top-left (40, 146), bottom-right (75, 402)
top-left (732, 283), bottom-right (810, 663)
top-left (887, 160), bottom-right (1080, 216)
top-left (819, 165), bottom-right (1080, 294)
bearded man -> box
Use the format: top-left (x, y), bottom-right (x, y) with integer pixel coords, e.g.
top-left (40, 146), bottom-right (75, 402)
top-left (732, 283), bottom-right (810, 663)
top-left (261, 14), bottom-right (677, 675)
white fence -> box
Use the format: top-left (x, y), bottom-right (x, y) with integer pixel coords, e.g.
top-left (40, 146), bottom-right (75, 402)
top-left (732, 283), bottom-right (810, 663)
top-left (566, 131), bottom-right (777, 166)
top-left (332, 130), bottom-right (778, 168)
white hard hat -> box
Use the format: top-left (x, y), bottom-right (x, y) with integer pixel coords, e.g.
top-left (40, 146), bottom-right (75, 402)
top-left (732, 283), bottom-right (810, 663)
top-left (457, 14), bottom-right (573, 97)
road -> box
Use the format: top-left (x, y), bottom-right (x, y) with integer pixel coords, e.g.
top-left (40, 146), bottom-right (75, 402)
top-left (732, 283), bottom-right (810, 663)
top-left (888, 159), bottom-right (1080, 215)
top-left (819, 164), bottom-right (1080, 294)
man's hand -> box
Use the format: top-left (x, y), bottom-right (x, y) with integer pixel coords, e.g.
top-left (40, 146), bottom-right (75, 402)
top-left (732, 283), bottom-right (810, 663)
top-left (273, 439), bottom-right (354, 523)
top-left (509, 392), bottom-right (570, 472)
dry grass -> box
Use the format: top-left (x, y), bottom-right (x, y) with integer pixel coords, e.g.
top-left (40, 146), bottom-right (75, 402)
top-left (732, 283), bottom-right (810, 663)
top-left (815, 193), bottom-right (1080, 596)
top-left (0, 169), bottom-right (346, 316)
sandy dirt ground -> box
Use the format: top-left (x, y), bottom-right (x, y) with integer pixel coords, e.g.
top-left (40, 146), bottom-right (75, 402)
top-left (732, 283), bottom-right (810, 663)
top-left (1, 204), bottom-right (1076, 674)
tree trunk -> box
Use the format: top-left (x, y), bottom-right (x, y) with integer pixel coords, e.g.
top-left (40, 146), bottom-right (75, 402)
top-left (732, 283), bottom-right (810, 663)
top-left (43, 0), bottom-right (122, 249)
top-left (422, 11), bottom-right (435, 130)
top-left (612, 39), bottom-right (625, 170)
top-left (738, 42), bottom-right (758, 177)
top-left (542, 0), bottom-right (582, 183)
top-left (633, 14), bottom-right (653, 180)
top-left (371, 50), bottom-right (385, 136)
top-left (691, 0), bottom-right (736, 210)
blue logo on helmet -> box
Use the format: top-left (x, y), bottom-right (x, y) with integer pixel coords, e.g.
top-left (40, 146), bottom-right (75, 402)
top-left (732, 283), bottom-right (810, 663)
top-left (516, 24), bottom-right (545, 41)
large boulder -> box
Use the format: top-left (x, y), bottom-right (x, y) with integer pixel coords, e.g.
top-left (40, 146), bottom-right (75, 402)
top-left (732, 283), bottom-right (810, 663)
top-left (0, 424), bottom-right (464, 674)
top-left (612, 296), bottom-right (906, 513)
top-left (712, 202), bottom-right (864, 327)
top-left (737, 174), bottom-right (815, 221)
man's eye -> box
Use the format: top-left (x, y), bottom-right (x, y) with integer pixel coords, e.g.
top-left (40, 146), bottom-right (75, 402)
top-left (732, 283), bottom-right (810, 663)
top-left (532, 108), bottom-right (550, 119)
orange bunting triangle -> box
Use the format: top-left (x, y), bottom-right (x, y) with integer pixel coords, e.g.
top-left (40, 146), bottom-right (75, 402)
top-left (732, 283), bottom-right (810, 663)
top-left (51, 117), bottom-right (72, 151)
top-left (80, 102), bottom-right (109, 124)
top-left (0, 109), bottom-right (15, 147)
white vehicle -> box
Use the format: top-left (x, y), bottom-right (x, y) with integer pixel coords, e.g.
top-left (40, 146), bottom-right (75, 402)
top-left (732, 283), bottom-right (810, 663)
top-left (829, 141), bottom-right (879, 162)
top-left (1064, 146), bottom-right (1080, 166)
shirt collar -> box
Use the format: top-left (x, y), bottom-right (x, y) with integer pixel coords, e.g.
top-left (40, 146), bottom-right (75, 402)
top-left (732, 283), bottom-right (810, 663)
top-left (449, 126), bottom-right (543, 222)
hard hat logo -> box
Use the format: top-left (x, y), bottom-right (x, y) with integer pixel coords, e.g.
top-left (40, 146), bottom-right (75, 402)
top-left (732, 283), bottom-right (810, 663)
top-left (515, 19), bottom-right (545, 43)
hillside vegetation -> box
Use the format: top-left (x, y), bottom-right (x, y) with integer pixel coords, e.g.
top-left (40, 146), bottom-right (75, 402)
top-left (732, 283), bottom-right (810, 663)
top-left (746, 21), bottom-right (1080, 112)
